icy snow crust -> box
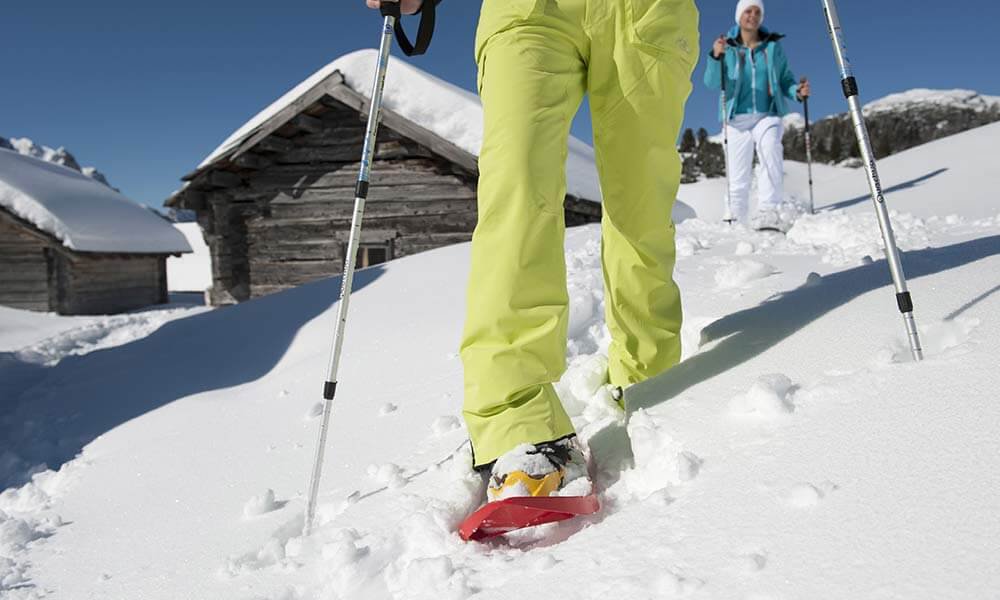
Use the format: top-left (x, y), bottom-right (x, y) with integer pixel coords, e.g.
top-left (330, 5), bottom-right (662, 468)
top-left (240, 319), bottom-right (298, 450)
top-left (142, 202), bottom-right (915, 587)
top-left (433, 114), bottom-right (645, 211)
top-left (201, 49), bottom-right (603, 202)
top-left (0, 149), bottom-right (190, 254)
top-left (2, 124), bottom-right (1000, 598)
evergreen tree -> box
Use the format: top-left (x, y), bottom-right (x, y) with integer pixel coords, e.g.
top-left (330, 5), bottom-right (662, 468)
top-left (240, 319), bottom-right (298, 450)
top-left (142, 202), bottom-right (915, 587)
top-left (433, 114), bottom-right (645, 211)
top-left (679, 128), bottom-right (696, 153)
top-left (697, 127), bottom-right (710, 148)
top-left (829, 134), bottom-right (843, 162)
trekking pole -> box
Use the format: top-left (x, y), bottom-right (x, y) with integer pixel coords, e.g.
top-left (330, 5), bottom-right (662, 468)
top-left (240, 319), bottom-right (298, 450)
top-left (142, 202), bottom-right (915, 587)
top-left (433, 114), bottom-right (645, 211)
top-left (303, 0), bottom-right (436, 537)
top-left (720, 53), bottom-right (734, 224)
top-left (820, 0), bottom-right (923, 361)
top-left (801, 78), bottom-right (815, 215)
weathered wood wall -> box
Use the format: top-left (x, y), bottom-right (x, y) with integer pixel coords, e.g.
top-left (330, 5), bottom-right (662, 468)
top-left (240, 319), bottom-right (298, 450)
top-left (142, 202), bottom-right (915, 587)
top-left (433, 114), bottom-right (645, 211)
top-left (53, 254), bottom-right (167, 315)
top-left (0, 217), bottom-right (52, 311)
top-left (190, 100), bottom-right (482, 302)
top-left (178, 93), bottom-right (601, 304)
top-left (1, 212), bottom-right (169, 315)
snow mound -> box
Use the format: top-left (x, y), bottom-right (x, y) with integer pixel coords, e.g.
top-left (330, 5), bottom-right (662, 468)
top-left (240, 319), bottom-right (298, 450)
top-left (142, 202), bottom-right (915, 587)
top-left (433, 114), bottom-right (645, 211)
top-left (243, 489), bottom-right (279, 518)
top-left (729, 373), bottom-right (796, 417)
top-left (714, 259), bottom-right (776, 289)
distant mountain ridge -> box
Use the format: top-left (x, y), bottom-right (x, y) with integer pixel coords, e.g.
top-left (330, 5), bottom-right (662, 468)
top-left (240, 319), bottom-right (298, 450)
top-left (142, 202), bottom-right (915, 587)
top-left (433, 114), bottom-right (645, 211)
top-left (680, 88), bottom-right (1000, 181)
top-left (782, 88), bottom-right (1000, 165)
top-left (0, 135), bottom-right (116, 189)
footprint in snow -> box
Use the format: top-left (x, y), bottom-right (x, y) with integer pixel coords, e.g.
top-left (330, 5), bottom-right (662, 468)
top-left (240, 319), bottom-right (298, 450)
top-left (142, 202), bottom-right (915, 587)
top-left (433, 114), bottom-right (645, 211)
top-left (677, 451), bottom-right (703, 482)
top-left (736, 551), bottom-right (768, 573)
top-left (657, 569), bottom-right (705, 596)
top-left (783, 481), bottom-right (839, 508)
top-left (431, 415), bottom-right (461, 436)
top-left (306, 402), bottom-right (324, 419)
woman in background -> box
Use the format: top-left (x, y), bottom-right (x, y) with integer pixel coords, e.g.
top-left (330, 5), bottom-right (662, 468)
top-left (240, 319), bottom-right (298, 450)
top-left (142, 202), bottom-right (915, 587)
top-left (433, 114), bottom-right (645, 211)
top-left (705, 0), bottom-right (810, 231)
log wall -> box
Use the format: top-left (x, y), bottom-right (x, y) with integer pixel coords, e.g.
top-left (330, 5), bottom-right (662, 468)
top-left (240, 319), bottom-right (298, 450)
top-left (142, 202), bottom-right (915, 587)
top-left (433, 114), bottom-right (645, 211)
top-left (179, 95), bottom-right (601, 304)
top-left (54, 254), bottom-right (167, 315)
top-left (1, 212), bottom-right (170, 315)
top-left (0, 217), bottom-right (52, 311)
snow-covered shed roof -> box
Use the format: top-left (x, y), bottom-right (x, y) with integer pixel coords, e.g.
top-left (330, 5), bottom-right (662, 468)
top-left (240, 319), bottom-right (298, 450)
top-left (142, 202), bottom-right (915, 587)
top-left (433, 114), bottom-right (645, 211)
top-left (0, 148), bottom-right (190, 254)
top-left (192, 49), bottom-right (603, 203)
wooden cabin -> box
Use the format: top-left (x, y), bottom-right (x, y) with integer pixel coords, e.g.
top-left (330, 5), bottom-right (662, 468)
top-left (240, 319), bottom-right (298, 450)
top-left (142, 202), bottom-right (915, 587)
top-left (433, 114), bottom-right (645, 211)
top-left (0, 149), bottom-right (190, 315)
top-left (165, 50), bottom-right (603, 305)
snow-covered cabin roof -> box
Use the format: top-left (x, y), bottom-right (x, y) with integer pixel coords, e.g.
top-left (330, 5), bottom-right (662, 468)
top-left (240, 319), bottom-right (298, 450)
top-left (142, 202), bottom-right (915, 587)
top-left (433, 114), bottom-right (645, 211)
top-left (0, 148), bottom-right (190, 254)
top-left (195, 49), bottom-right (603, 203)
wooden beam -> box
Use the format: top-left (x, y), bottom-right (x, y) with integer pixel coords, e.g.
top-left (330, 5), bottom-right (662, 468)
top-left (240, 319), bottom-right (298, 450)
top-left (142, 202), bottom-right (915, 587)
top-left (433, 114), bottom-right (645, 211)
top-left (184, 190), bottom-right (207, 210)
top-left (256, 136), bottom-right (295, 154)
top-left (324, 81), bottom-right (480, 177)
top-left (228, 72), bottom-right (348, 163)
top-left (0, 207), bottom-right (72, 259)
top-left (232, 154), bottom-right (273, 170)
top-left (204, 170), bottom-right (243, 189)
top-left (291, 114), bottom-right (324, 134)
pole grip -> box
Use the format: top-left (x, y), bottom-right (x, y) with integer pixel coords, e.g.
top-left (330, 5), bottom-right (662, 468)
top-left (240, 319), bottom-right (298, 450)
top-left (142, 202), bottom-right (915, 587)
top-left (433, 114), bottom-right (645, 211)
top-left (801, 78), bottom-right (811, 131)
top-left (379, 0), bottom-right (401, 17)
top-left (383, 0), bottom-right (436, 56)
top-left (720, 54), bottom-right (727, 93)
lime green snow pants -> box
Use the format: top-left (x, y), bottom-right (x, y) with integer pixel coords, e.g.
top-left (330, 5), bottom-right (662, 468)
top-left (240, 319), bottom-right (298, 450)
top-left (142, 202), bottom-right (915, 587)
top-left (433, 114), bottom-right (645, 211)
top-left (461, 0), bottom-right (699, 467)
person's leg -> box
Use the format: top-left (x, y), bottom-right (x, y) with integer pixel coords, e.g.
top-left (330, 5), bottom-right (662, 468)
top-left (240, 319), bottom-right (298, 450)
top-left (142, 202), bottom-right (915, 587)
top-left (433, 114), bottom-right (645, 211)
top-left (752, 115), bottom-right (785, 210)
top-left (726, 115), bottom-right (758, 223)
top-left (586, 0), bottom-right (699, 390)
top-left (461, 0), bottom-right (589, 468)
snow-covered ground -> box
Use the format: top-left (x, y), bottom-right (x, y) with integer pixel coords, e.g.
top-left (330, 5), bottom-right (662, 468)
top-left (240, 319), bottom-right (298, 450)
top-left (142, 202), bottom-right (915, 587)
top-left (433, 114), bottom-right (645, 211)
top-left (2, 121), bottom-right (999, 599)
top-left (167, 222), bottom-right (212, 293)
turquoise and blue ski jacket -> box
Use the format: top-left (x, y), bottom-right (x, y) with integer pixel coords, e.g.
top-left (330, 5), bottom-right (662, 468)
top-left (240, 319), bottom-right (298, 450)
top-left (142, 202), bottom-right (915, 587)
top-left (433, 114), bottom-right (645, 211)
top-left (703, 26), bottom-right (801, 121)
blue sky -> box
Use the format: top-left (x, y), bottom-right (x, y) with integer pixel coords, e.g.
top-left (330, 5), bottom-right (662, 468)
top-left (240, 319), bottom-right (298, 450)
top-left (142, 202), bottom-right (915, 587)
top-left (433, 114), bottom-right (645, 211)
top-left (3, 1), bottom-right (998, 208)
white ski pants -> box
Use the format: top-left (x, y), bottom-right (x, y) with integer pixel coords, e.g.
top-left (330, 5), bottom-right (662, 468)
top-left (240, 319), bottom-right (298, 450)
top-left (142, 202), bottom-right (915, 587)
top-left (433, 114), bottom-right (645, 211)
top-left (724, 113), bottom-right (784, 222)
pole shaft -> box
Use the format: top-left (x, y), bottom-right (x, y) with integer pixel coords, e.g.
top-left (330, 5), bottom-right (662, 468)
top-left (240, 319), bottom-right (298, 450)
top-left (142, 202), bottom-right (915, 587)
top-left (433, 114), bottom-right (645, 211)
top-left (303, 16), bottom-right (397, 537)
top-left (803, 97), bottom-right (815, 214)
top-left (720, 58), bottom-right (733, 221)
top-left (821, 0), bottom-right (923, 361)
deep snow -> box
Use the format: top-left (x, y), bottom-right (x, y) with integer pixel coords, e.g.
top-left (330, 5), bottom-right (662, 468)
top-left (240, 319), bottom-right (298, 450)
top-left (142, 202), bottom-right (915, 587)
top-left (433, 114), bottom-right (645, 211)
top-left (2, 126), bottom-right (1000, 599)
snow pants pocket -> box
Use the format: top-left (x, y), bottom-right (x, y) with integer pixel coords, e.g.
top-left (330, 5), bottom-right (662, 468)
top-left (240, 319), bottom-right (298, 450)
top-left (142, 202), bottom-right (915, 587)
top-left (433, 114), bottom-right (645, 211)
top-left (475, 0), bottom-right (542, 69)
top-left (624, 0), bottom-right (699, 68)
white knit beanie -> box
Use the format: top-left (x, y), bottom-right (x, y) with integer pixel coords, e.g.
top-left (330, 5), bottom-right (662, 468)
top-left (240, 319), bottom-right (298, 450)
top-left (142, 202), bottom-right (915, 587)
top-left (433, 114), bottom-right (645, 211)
top-left (735, 0), bottom-right (765, 26)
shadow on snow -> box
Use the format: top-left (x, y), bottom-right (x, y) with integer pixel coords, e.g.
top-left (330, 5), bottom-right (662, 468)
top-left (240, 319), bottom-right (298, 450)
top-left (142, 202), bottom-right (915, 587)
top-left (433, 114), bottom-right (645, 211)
top-left (628, 235), bottom-right (1000, 413)
top-left (0, 267), bottom-right (385, 489)
top-left (819, 167), bottom-right (949, 212)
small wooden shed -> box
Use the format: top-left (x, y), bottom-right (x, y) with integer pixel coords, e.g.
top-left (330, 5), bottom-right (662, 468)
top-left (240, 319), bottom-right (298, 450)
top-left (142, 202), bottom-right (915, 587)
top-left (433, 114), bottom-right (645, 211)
top-left (165, 49), bottom-right (603, 305)
top-left (0, 149), bottom-right (191, 315)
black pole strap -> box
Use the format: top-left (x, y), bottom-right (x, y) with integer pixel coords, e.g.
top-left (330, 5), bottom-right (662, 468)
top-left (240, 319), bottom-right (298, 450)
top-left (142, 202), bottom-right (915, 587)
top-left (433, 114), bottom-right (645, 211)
top-left (380, 0), bottom-right (436, 56)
